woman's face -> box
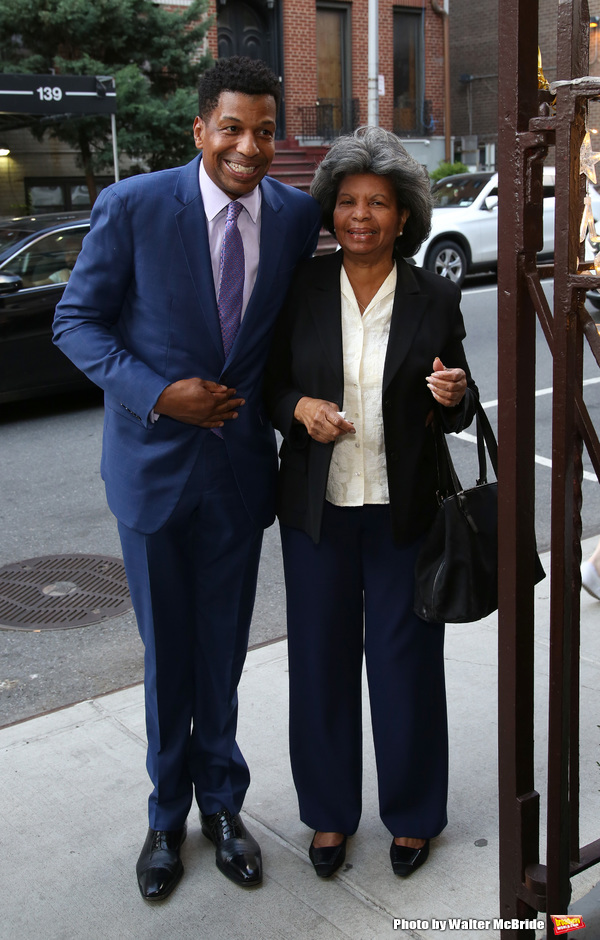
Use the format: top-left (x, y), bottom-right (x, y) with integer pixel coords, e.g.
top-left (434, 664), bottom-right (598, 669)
top-left (332, 173), bottom-right (409, 264)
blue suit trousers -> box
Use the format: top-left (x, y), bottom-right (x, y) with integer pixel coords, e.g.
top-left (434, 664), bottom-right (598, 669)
top-left (118, 433), bottom-right (263, 831)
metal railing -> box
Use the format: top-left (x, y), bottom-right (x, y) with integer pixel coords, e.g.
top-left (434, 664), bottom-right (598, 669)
top-left (393, 97), bottom-right (434, 137)
top-left (497, 0), bottom-right (600, 934)
top-left (297, 98), bottom-right (360, 140)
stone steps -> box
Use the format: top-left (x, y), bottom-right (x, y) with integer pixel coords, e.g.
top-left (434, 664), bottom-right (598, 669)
top-left (269, 144), bottom-right (335, 254)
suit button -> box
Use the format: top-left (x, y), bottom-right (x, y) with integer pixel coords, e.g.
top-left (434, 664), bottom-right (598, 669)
top-left (384, 398), bottom-right (392, 407)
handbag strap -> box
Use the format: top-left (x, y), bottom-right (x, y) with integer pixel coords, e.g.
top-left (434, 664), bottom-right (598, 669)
top-left (475, 402), bottom-right (498, 480)
top-left (432, 400), bottom-right (497, 499)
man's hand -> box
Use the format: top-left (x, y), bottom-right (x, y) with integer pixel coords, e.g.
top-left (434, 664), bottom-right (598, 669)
top-left (426, 357), bottom-right (467, 408)
top-left (154, 378), bottom-right (245, 427)
top-left (294, 397), bottom-right (355, 443)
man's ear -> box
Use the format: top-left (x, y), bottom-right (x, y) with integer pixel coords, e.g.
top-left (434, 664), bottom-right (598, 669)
top-left (193, 116), bottom-right (204, 151)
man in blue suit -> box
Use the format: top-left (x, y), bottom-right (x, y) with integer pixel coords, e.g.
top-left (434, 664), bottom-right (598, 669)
top-left (53, 56), bottom-right (321, 901)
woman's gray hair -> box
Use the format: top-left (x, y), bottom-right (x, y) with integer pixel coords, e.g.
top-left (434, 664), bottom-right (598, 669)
top-left (310, 126), bottom-right (433, 258)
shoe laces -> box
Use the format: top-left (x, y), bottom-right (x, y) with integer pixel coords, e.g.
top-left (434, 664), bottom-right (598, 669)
top-left (208, 808), bottom-right (244, 840)
top-left (151, 831), bottom-right (168, 850)
top-left (150, 829), bottom-right (181, 851)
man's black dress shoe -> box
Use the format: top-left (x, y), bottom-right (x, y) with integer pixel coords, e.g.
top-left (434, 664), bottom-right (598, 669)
top-left (136, 825), bottom-right (187, 901)
top-left (200, 808), bottom-right (262, 886)
top-left (308, 834), bottom-right (347, 878)
top-left (390, 838), bottom-right (430, 877)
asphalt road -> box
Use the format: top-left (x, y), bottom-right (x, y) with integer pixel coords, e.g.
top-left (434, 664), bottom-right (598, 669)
top-left (1, 276), bottom-right (599, 726)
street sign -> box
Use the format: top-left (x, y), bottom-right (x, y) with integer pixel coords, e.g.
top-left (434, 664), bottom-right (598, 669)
top-left (0, 74), bottom-right (116, 115)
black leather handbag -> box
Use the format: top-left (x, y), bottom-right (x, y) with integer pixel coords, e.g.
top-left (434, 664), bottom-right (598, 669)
top-left (413, 401), bottom-right (544, 624)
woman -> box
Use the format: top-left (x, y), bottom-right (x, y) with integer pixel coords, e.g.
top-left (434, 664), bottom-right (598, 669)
top-left (264, 127), bottom-right (478, 879)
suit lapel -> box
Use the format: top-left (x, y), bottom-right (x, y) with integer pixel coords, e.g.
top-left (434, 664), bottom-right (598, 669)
top-left (174, 156), bottom-right (224, 361)
top-left (308, 252), bottom-right (345, 387)
top-left (383, 258), bottom-right (429, 391)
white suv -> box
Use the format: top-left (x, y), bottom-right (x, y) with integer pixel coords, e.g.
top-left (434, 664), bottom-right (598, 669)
top-left (413, 167), bottom-right (599, 286)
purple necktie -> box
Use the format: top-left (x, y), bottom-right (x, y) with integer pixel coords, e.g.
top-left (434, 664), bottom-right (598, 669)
top-left (218, 200), bottom-right (245, 358)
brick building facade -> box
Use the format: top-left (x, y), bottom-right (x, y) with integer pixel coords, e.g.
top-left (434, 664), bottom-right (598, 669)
top-left (2, 1), bottom-right (600, 213)
top-left (203, 0), bottom-right (447, 166)
top-left (0, 0), bottom-right (450, 214)
top-left (449, 0), bottom-right (600, 169)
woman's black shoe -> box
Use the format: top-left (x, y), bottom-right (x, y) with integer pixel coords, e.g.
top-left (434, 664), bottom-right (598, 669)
top-left (308, 834), bottom-right (347, 878)
top-left (390, 838), bottom-right (429, 877)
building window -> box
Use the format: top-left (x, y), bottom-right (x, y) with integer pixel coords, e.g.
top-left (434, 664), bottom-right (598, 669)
top-left (25, 177), bottom-right (113, 213)
top-left (393, 7), bottom-right (428, 137)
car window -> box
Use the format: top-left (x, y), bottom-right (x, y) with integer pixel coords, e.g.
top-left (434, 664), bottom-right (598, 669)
top-left (432, 176), bottom-right (492, 208)
top-left (0, 227), bottom-right (88, 287)
top-left (0, 226), bottom-right (37, 253)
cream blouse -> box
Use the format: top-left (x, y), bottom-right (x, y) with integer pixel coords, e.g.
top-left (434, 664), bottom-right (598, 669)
top-left (325, 263), bottom-right (396, 507)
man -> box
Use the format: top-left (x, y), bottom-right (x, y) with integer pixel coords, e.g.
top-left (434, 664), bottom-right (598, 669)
top-left (53, 56), bottom-right (321, 901)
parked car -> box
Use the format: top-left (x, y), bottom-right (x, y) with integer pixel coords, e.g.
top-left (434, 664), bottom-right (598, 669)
top-left (412, 167), bottom-right (600, 286)
top-left (0, 212), bottom-right (92, 403)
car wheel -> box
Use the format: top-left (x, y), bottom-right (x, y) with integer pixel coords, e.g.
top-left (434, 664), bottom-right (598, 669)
top-left (427, 240), bottom-right (467, 285)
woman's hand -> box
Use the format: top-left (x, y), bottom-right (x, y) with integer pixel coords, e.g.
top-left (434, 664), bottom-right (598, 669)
top-left (294, 397), bottom-right (356, 443)
top-left (426, 357), bottom-right (467, 408)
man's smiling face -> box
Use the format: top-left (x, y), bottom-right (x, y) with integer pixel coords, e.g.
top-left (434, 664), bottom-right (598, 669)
top-left (193, 90), bottom-right (277, 199)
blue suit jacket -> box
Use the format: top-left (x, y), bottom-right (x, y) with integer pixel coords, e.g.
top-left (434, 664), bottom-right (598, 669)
top-left (53, 155), bottom-right (322, 534)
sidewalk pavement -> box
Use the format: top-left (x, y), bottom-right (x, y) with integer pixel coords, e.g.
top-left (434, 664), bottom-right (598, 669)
top-left (2, 538), bottom-right (600, 940)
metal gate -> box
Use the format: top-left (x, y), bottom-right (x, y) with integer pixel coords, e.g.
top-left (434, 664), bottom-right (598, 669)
top-left (497, 0), bottom-right (600, 933)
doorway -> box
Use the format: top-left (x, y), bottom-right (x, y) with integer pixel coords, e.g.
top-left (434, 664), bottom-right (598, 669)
top-left (217, 0), bottom-right (284, 135)
top-left (316, 3), bottom-right (351, 135)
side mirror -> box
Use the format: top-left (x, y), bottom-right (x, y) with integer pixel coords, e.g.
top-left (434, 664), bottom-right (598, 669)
top-left (0, 272), bottom-right (23, 293)
top-left (483, 195), bottom-right (498, 211)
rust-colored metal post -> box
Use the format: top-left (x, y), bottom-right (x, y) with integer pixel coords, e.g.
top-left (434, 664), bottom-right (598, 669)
top-left (546, 0), bottom-right (589, 917)
top-left (497, 0), bottom-right (600, 928)
top-left (497, 0), bottom-right (543, 932)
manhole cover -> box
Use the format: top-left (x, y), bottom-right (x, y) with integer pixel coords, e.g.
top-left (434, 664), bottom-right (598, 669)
top-left (0, 554), bottom-right (132, 631)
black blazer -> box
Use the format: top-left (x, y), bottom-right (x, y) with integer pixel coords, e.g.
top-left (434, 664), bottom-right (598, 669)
top-left (264, 251), bottom-right (479, 544)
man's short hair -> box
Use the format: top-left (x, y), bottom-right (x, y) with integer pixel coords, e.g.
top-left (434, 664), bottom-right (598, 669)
top-left (198, 56), bottom-right (281, 118)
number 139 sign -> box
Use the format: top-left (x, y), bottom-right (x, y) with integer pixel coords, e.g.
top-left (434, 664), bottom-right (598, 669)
top-left (0, 74), bottom-right (115, 115)
top-left (36, 86), bottom-right (63, 102)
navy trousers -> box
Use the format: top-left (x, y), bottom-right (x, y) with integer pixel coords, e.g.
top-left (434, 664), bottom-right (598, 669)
top-left (118, 434), bottom-right (263, 831)
top-left (281, 501), bottom-right (448, 839)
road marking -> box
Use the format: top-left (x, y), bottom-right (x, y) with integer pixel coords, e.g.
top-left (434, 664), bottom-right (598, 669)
top-left (479, 377), bottom-right (600, 411)
top-left (463, 284), bottom-right (498, 295)
top-left (463, 276), bottom-right (553, 295)
top-left (455, 429), bottom-right (597, 481)
top-left (459, 381), bottom-right (600, 482)
top-left (458, 288), bottom-right (600, 480)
